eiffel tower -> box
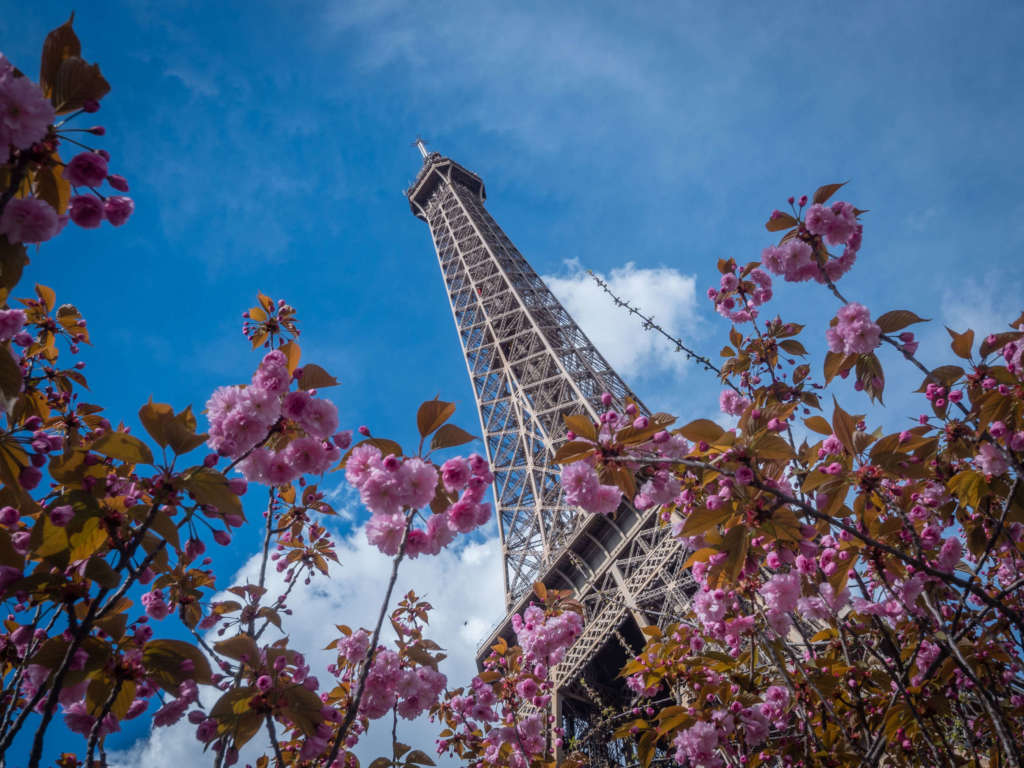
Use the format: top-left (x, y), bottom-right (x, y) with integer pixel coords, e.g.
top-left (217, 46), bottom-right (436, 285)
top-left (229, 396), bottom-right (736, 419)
top-left (405, 142), bottom-right (696, 761)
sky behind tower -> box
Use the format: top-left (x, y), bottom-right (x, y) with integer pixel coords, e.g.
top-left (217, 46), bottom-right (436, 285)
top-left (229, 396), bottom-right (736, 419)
top-left (2, 1), bottom-right (1023, 764)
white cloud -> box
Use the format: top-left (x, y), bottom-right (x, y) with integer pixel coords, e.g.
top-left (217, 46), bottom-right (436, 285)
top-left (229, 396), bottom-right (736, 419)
top-left (110, 524), bottom-right (505, 768)
top-left (542, 259), bottom-right (700, 381)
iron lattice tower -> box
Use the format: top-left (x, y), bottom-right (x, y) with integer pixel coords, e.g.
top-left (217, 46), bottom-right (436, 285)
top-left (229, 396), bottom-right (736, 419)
top-left (406, 145), bottom-right (696, 762)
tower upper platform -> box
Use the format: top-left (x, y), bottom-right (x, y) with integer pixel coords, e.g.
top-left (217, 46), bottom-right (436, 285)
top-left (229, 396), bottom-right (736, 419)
top-left (406, 151), bottom-right (486, 220)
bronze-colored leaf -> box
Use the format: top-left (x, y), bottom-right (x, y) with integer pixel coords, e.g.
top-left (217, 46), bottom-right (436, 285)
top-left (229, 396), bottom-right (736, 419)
top-left (39, 13), bottom-right (81, 98)
top-left (0, 237), bottom-right (28, 302)
top-left (552, 440), bottom-right (595, 464)
top-left (765, 212), bottom-right (798, 232)
top-left (876, 309), bottom-right (929, 334)
top-left (804, 415), bottom-right (833, 436)
top-left (778, 339), bottom-right (807, 356)
top-left (35, 163), bottom-right (71, 215)
top-left (430, 423), bottom-right (476, 450)
top-left (137, 399), bottom-right (172, 448)
top-left (184, 467), bottom-right (243, 518)
top-left (831, 398), bottom-right (858, 456)
top-left (92, 431), bottom-right (153, 465)
top-left (680, 506), bottom-right (729, 536)
top-left (417, 398), bottom-right (456, 437)
top-left (0, 345), bottom-right (22, 403)
top-left (279, 340), bottom-right (301, 373)
top-left (918, 365), bottom-right (964, 391)
top-left (812, 182), bottom-right (846, 205)
top-left (143, 639), bottom-right (213, 691)
top-left (53, 56), bottom-right (111, 114)
top-left (68, 517), bottom-right (106, 561)
top-left (563, 413), bottom-right (597, 442)
top-left (406, 750), bottom-right (437, 767)
top-left (298, 363), bottom-right (339, 390)
top-left (164, 406), bottom-right (207, 456)
top-left (678, 419), bottom-right (724, 444)
top-left (213, 633), bottom-right (260, 664)
top-left (980, 330), bottom-right (1023, 357)
top-left (946, 327), bottom-right (974, 360)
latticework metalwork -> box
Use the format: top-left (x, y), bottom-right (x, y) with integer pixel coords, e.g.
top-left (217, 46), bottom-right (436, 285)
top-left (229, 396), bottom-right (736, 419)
top-left (406, 146), bottom-right (696, 758)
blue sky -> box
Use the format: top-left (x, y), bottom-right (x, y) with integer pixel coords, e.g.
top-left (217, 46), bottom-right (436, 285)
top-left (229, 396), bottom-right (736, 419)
top-left (3, 0), bottom-right (1024, 764)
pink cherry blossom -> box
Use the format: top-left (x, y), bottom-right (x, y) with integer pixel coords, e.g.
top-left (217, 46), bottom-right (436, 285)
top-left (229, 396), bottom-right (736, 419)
top-left (63, 151), bottom-right (109, 187)
top-left (300, 397), bottom-right (339, 438)
top-left (0, 64), bottom-right (55, 149)
top-left (68, 195), bottom-right (105, 228)
top-left (104, 195), bottom-right (134, 226)
top-left (826, 302), bottom-right (881, 356)
top-left (366, 511), bottom-right (406, 555)
top-left (0, 197), bottom-right (59, 243)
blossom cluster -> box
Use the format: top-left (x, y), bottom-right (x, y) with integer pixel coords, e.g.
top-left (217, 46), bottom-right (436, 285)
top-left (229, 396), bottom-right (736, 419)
top-left (207, 350), bottom-right (343, 486)
top-left (825, 301), bottom-right (882, 356)
top-left (512, 602), bottom-right (583, 667)
top-left (439, 602), bottom-right (581, 768)
top-left (0, 52), bottom-right (133, 245)
top-left (762, 198), bottom-right (862, 285)
top-left (347, 445), bottom-right (493, 557)
top-left (706, 266), bottom-right (773, 324)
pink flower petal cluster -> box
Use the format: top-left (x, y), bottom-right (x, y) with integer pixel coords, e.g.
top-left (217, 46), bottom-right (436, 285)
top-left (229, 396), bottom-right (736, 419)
top-left (719, 389), bottom-right (749, 416)
top-left (707, 268), bottom-right (773, 324)
top-left (512, 604), bottom-right (583, 666)
top-left (63, 151), bottom-right (108, 187)
top-left (0, 197), bottom-right (59, 244)
top-left (349, 446), bottom-right (491, 557)
top-left (0, 309), bottom-right (25, 342)
top-left (673, 720), bottom-right (721, 768)
top-left (762, 201), bottom-right (861, 285)
top-left (560, 460), bottom-right (621, 516)
top-left (208, 351), bottom-right (343, 484)
top-left (140, 589), bottom-right (170, 620)
top-left (762, 571), bottom-right (801, 635)
top-left (825, 302), bottom-right (881, 356)
top-left (0, 58), bottom-right (54, 150)
top-left (974, 443), bottom-right (1008, 477)
top-left (805, 201), bottom-right (858, 246)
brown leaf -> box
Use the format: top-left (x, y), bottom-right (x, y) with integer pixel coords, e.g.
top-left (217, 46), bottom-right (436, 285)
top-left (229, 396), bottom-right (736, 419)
top-left (39, 13), bottom-right (81, 98)
top-left (430, 423), bottom-right (476, 450)
top-left (778, 339), bottom-right (807, 356)
top-left (143, 639), bottom-right (213, 691)
top-left (980, 330), bottom-right (1023, 357)
top-left (812, 182), bottom-right (846, 205)
top-left (804, 415), bottom-right (833, 435)
top-left (53, 56), bottom-right (111, 114)
top-left (0, 345), bottom-right (22, 403)
top-left (680, 507), bottom-right (729, 536)
top-left (417, 398), bottom-right (456, 437)
top-left (213, 633), bottom-right (260, 664)
top-left (831, 398), bottom-right (858, 456)
top-left (678, 419), bottom-right (724, 444)
top-left (552, 440), bottom-right (596, 464)
top-left (279, 340), bottom-right (301, 373)
top-left (876, 309), bottom-right (929, 334)
top-left (0, 238), bottom-right (28, 302)
top-left (563, 413), bottom-right (597, 442)
top-left (765, 212), bottom-right (798, 232)
top-left (138, 398), bottom-right (174, 449)
top-left (184, 467), bottom-right (243, 518)
top-left (92, 431), bottom-right (153, 465)
top-left (946, 327), bottom-right (974, 360)
top-left (298, 363), bottom-right (339, 390)
top-left (35, 163), bottom-right (71, 215)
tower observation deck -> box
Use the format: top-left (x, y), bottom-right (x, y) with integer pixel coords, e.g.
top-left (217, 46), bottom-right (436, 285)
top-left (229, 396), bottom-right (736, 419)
top-left (406, 147), bottom-right (696, 761)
